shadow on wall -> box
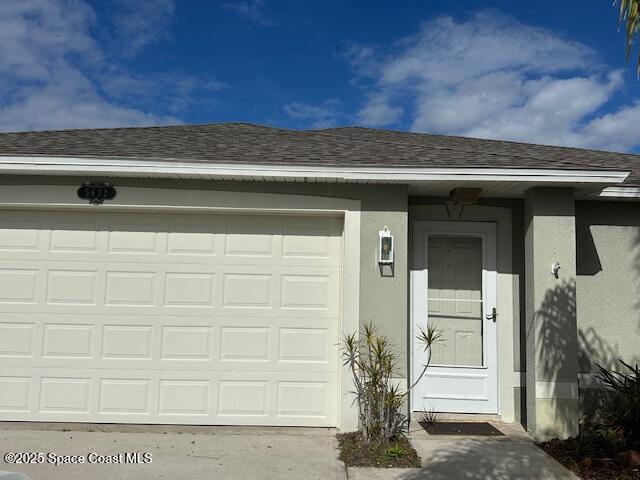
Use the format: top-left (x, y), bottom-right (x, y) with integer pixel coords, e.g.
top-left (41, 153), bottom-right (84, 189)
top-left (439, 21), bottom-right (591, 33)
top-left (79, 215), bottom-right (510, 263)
top-left (393, 438), bottom-right (572, 480)
top-left (534, 278), bottom-right (636, 426)
top-left (532, 279), bottom-right (578, 437)
top-left (577, 327), bottom-right (621, 372)
top-left (535, 280), bottom-right (576, 384)
top-left (575, 220), bottom-right (640, 371)
top-left (576, 203), bottom-right (640, 367)
top-left (576, 211), bottom-right (640, 419)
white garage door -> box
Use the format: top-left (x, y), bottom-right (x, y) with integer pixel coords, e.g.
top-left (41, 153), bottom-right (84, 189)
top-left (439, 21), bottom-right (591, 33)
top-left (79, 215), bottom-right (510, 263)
top-left (0, 210), bottom-right (342, 426)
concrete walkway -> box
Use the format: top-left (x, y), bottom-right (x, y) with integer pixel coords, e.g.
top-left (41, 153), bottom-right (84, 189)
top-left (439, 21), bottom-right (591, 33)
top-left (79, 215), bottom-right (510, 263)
top-left (348, 422), bottom-right (579, 480)
top-left (0, 423), bottom-right (344, 480)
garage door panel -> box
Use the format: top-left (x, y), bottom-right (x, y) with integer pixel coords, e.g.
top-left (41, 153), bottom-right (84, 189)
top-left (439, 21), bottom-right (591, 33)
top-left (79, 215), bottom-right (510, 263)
top-left (158, 379), bottom-right (211, 416)
top-left (224, 222), bottom-right (276, 257)
top-left (49, 223), bottom-right (100, 253)
top-left (278, 328), bottom-right (331, 363)
top-left (0, 223), bottom-right (41, 251)
top-left (0, 250), bottom-right (341, 268)
top-left (40, 377), bottom-right (91, 414)
top-left (46, 269), bottom-right (98, 305)
top-left (0, 321), bottom-right (339, 370)
top-left (0, 268), bottom-right (39, 304)
top-left (43, 323), bottom-right (94, 358)
top-left (160, 325), bottom-right (214, 360)
top-left (102, 325), bottom-right (154, 359)
top-left (107, 225), bottom-right (161, 255)
top-left (0, 369), bottom-right (339, 425)
top-left (0, 322), bottom-right (35, 357)
top-left (0, 376), bottom-right (31, 412)
top-left (0, 211), bottom-right (342, 427)
top-left (0, 267), bottom-right (339, 315)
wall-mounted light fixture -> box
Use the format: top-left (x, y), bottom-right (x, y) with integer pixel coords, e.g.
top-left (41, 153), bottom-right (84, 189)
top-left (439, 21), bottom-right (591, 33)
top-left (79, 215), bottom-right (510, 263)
top-left (446, 187), bottom-right (482, 219)
top-left (378, 226), bottom-right (394, 265)
top-left (449, 187), bottom-right (482, 205)
top-left (551, 262), bottom-right (561, 279)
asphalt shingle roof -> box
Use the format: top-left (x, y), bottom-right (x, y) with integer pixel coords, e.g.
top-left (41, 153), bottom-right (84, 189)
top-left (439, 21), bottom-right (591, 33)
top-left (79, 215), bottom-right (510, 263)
top-left (0, 122), bottom-right (639, 185)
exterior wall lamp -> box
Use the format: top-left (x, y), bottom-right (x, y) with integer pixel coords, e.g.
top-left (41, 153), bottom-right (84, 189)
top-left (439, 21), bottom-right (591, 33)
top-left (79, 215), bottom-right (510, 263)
top-left (378, 226), bottom-right (394, 265)
top-left (446, 187), bottom-right (482, 219)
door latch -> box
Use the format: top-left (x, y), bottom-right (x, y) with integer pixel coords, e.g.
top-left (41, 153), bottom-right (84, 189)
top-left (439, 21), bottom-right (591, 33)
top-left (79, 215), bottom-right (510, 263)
top-left (485, 307), bottom-right (497, 323)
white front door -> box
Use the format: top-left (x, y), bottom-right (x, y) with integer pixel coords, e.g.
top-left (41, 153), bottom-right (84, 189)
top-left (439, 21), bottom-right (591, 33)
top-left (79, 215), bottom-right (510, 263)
top-left (411, 221), bottom-right (498, 414)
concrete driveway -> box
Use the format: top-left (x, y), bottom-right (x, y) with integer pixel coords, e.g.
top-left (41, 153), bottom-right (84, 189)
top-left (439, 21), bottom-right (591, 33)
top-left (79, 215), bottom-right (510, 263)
top-left (0, 423), bottom-right (345, 480)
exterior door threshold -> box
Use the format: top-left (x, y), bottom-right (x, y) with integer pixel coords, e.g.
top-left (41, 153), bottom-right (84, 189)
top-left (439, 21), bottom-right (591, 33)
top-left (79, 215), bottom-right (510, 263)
top-left (413, 412), bottom-right (502, 423)
top-left (408, 415), bottom-right (531, 441)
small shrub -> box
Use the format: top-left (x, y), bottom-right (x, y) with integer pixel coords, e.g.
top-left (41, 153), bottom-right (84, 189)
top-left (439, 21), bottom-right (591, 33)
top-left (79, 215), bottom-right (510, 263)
top-left (596, 360), bottom-right (640, 447)
top-left (418, 408), bottom-right (440, 427)
top-left (341, 323), bottom-right (442, 444)
top-left (384, 443), bottom-right (408, 460)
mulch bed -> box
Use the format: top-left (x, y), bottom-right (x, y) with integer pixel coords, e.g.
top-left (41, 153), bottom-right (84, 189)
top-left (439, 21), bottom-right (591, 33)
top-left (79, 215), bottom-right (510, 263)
top-left (538, 432), bottom-right (640, 480)
top-left (337, 431), bottom-right (421, 468)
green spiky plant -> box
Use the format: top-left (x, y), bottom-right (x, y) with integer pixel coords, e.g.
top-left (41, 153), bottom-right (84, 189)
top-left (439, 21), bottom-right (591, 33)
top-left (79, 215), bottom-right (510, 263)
top-left (618, 0), bottom-right (640, 75)
top-left (595, 360), bottom-right (640, 446)
top-left (341, 323), bottom-right (443, 444)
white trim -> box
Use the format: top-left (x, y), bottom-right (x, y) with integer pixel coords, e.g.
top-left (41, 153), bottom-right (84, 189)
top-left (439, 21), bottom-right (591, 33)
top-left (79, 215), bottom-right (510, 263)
top-left (578, 372), bottom-right (604, 389)
top-left (0, 185), bottom-right (361, 431)
top-left (513, 371), bottom-right (525, 387)
top-left (410, 221), bottom-right (499, 415)
top-left (599, 186), bottom-right (640, 198)
top-left (0, 156), bottom-right (629, 184)
top-left (409, 204), bottom-right (516, 422)
top-left (535, 381), bottom-right (579, 400)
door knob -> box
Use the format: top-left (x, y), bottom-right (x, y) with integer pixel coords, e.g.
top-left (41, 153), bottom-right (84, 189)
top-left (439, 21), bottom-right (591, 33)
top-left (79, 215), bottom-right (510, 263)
top-left (485, 307), bottom-right (497, 322)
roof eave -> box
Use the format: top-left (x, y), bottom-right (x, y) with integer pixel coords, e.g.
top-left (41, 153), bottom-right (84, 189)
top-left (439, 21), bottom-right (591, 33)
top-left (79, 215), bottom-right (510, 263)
top-left (0, 156), bottom-right (630, 186)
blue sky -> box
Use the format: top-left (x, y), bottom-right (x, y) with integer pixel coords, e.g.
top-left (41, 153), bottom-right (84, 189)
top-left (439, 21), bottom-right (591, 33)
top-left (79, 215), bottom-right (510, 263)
top-left (1, 0), bottom-right (639, 152)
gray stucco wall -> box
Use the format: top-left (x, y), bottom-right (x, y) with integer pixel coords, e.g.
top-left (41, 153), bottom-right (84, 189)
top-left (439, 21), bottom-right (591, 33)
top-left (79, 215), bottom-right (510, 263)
top-left (576, 201), bottom-right (640, 372)
top-left (0, 176), bottom-right (410, 376)
top-left (576, 201), bottom-right (640, 416)
top-left (525, 187), bottom-right (579, 440)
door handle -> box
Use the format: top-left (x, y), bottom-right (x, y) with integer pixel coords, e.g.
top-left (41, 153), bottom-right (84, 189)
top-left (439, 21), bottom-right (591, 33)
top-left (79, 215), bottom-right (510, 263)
top-left (485, 307), bottom-right (497, 323)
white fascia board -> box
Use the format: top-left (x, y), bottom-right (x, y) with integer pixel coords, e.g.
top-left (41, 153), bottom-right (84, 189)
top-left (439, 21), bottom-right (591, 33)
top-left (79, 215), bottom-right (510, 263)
top-left (0, 156), bottom-right (630, 184)
top-left (599, 186), bottom-right (640, 198)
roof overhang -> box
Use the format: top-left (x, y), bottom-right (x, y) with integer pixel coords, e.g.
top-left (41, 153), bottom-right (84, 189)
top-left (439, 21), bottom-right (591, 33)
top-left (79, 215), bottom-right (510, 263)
top-left (598, 186), bottom-right (640, 199)
top-left (0, 155), bottom-right (631, 199)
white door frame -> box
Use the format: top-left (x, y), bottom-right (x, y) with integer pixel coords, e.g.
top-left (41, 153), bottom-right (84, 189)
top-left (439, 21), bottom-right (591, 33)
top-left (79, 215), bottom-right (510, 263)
top-left (411, 221), bottom-right (498, 414)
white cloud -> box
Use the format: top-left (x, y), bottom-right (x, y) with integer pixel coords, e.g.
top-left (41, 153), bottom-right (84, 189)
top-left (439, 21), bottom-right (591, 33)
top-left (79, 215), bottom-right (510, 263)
top-left (0, 0), bottom-right (98, 82)
top-left (356, 94), bottom-right (403, 127)
top-left (110, 0), bottom-right (176, 56)
top-left (582, 102), bottom-right (640, 152)
top-left (283, 99), bottom-right (343, 128)
top-left (377, 12), bottom-right (596, 86)
top-left (0, 0), bottom-right (212, 132)
top-left (0, 69), bottom-right (179, 132)
top-left (100, 71), bottom-right (226, 114)
top-left (349, 11), bottom-right (640, 152)
top-left (222, 0), bottom-right (274, 27)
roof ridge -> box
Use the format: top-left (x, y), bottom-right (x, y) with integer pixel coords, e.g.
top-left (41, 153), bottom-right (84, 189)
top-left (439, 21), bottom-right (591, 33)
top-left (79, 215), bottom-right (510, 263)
top-left (0, 121), bottom-right (291, 136)
top-left (318, 126), bottom-right (640, 161)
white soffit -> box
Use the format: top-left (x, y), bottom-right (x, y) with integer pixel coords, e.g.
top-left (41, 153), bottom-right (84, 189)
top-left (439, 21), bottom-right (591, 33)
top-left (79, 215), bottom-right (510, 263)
top-left (599, 186), bottom-right (640, 198)
top-left (0, 156), bottom-right (630, 184)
